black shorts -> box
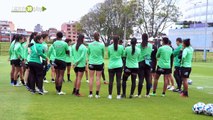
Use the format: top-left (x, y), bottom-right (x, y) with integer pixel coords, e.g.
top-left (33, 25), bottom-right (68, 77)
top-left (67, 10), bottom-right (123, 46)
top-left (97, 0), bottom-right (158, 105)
top-left (150, 61), bottom-right (156, 73)
top-left (54, 59), bottom-right (66, 70)
top-left (156, 66), bottom-right (171, 75)
top-left (66, 62), bottom-right (71, 67)
top-left (10, 60), bottom-right (15, 65)
top-left (14, 59), bottom-right (22, 67)
top-left (108, 67), bottom-right (123, 73)
top-left (169, 68), bottom-right (172, 74)
top-left (181, 67), bottom-right (191, 78)
top-left (74, 67), bottom-right (85, 73)
top-left (89, 64), bottom-right (103, 71)
top-left (124, 67), bottom-right (139, 74)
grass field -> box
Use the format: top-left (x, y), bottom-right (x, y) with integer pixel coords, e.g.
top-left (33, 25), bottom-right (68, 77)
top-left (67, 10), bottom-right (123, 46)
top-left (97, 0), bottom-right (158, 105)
top-left (0, 56), bottom-right (213, 120)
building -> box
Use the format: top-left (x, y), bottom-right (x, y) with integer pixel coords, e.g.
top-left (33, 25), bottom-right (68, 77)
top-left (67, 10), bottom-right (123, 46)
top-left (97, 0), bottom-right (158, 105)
top-left (34, 24), bottom-right (43, 33)
top-left (61, 21), bottom-right (78, 42)
top-left (0, 21), bottom-right (15, 32)
top-left (168, 0), bottom-right (213, 51)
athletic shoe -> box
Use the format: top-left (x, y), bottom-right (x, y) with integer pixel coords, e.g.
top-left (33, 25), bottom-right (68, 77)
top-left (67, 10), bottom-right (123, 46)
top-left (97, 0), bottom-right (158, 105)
top-left (173, 88), bottom-right (181, 93)
top-left (104, 81), bottom-right (109, 84)
top-left (44, 80), bottom-right (49, 83)
top-left (51, 79), bottom-right (55, 83)
top-left (121, 94), bottom-right (126, 98)
top-left (150, 93), bottom-right (156, 96)
top-left (37, 90), bottom-right (44, 95)
top-left (108, 95), bottom-right (112, 99)
top-left (168, 86), bottom-right (175, 91)
top-left (86, 80), bottom-right (89, 83)
top-left (134, 95), bottom-right (138, 97)
top-left (88, 94), bottom-right (93, 98)
top-left (75, 93), bottom-right (84, 97)
top-left (13, 84), bottom-right (22, 87)
top-left (180, 92), bottom-right (188, 97)
top-left (167, 85), bottom-right (171, 89)
top-left (57, 91), bottom-right (66, 95)
top-left (95, 95), bottom-right (100, 99)
top-left (68, 80), bottom-right (72, 82)
top-left (116, 95), bottom-right (121, 100)
top-left (129, 95), bottom-right (133, 99)
top-left (161, 94), bottom-right (165, 97)
top-left (145, 95), bottom-right (150, 98)
top-left (26, 86), bottom-right (31, 91)
top-left (43, 89), bottom-right (48, 94)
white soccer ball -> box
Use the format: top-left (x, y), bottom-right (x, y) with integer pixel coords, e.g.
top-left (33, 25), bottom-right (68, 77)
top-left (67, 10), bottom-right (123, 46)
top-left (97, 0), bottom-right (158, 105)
top-left (188, 79), bottom-right (193, 85)
top-left (192, 102), bottom-right (205, 114)
top-left (203, 104), bottom-right (213, 116)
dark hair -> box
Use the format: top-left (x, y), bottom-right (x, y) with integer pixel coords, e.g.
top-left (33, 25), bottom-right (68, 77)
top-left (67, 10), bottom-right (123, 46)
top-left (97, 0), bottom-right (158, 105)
top-left (15, 34), bottom-right (24, 43)
top-left (76, 34), bottom-right (84, 51)
top-left (94, 32), bottom-right (100, 41)
top-left (11, 34), bottom-right (17, 43)
top-left (29, 32), bottom-right (38, 42)
top-left (41, 34), bottom-right (48, 39)
top-left (65, 39), bottom-right (72, 44)
top-left (183, 38), bottom-right (190, 47)
top-left (162, 37), bottom-right (169, 45)
top-left (141, 33), bottom-right (148, 48)
top-left (34, 35), bottom-right (42, 43)
top-left (176, 37), bottom-right (182, 43)
top-left (56, 32), bottom-right (63, 39)
top-left (113, 35), bottom-right (119, 51)
top-left (119, 39), bottom-right (123, 45)
top-left (168, 40), bottom-right (171, 45)
top-left (131, 37), bottom-right (137, 55)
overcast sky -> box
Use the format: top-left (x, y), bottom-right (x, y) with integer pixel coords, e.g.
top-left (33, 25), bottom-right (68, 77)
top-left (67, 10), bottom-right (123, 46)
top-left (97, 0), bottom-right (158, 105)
top-left (0, 0), bottom-right (105, 31)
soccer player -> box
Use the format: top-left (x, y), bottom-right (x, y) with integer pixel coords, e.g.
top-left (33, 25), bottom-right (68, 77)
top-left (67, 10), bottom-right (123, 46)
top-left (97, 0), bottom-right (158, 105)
top-left (41, 34), bottom-right (49, 83)
top-left (13, 35), bottom-right (25, 86)
top-left (136, 33), bottom-right (153, 98)
top-left (53, 32), bottom-right (69, 95)
top-left (121, 38), bottom-right (140, 98)
top-left (88, 32), bottom-right (105, 98)
top-left (65, 39), bottom-right (72, 82)
top-left (28, 35), bottom-right (47, 95)
top-left (151, 37), bottom-right (173, 97)
top-left (150, 42), bottom-right (157, 88)
top-left (180, 39), bottom-right (194, 97)
top-left (9, 35), bottom-right (17, 85)
top-left (47, 39), bottom-right (56, 83)
top-left (107, 35), bottom-right (124, 99)
top-left (173, 38), bottom-right (183, 92)
top-left (72, 34), bottom-right (87, 96)
top-left (167, 40), bottom-right (175, 91)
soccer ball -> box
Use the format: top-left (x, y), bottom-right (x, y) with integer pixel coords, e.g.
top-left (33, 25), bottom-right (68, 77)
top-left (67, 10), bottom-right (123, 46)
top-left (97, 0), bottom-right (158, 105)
top-left (192, 102), bottom-right (205, 114)
top-left (203, 104), bottom-right (213, 116)
top-left (188, 79), bottom-right (193, 85)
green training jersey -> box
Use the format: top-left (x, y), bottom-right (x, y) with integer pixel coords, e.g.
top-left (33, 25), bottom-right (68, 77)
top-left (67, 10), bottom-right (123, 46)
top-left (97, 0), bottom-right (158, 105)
top-left (156, 45), bottom-right (173, 69)
top-left (66, 45), bottom-right (73, 63)
top-left (9, 41), bottom-right (16, 60)
top-left (88, 41), bottom-right (105, 65)
top-left (53, 40), bottom-right (69, 62)
top-left (21, 42), bottom-right (28, 60)
top-left (137, 43), bottom-right (153, 62)
top-left (47, 45), bottom-right (56, 61)
top-left (42, 42), bottom-right (48, 60)
top-left (14, 42), bottom-right (23, 60)
top-left (173, 44), bottom-right (182, 67)
top-left (29, 43), bottom-right (47, 64)
top-left (181, 46), bottom-right (194, 68)
top-left (108, 44), bottom-right (124, 69)
top-left (71, 44), bottom-right (87, 67)
top-left (124, 46), bottom-right (140, 68)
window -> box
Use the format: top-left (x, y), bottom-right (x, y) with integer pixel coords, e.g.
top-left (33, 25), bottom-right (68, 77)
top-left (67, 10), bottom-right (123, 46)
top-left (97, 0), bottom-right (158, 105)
top-left (67, 28), bottom-right (70, 31)
top-left (67, 25), bottom-right (71, 27)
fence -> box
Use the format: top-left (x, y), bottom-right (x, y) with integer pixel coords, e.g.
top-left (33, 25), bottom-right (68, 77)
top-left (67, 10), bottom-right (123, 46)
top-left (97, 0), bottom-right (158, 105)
top-left (0, 42), bottom-right (212, 62)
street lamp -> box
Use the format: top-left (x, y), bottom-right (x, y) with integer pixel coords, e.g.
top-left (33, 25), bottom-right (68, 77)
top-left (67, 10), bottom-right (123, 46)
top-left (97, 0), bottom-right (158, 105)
top-left (203, 0), bottom-right (208, 62)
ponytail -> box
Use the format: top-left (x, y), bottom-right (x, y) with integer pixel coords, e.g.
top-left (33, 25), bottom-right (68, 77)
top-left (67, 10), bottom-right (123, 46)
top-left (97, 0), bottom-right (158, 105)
top-left (76, 34), bottom-right (84, 51)
top-left (141, 33), bottom-right (148, 48)
top-left (131, 38), bottom-right (137, 55)
top-left (113, 35), bottom-right (119, 51)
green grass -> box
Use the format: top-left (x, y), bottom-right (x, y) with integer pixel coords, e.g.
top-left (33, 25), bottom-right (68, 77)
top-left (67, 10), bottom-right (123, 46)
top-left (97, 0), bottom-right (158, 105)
top-left (0, 56), bottom-right (213, 120)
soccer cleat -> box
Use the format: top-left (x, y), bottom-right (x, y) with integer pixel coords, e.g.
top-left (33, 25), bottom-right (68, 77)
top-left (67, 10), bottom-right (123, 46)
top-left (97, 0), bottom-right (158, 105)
top-left (37, 90), bottom-right (44, 95)
top-left (95, 95), bottom-right (100, 99)
top-left (129, 95), bottom-right (133, 99)
top-left (44, 80), bottom-right (49, 83)
top-left (145, 95), bottom-right (150, 98)
top-left (167, 85), bottom-right (171, 89)
top-left (180, 92), bottom-right (188, 97)
top-left (161, 94), bottom-right (165, 97)
top-left (57, 91), bottom-right (66, 95)
top-left (75, 93), bottom-right (84, 97)
top-left (173, 88), bottom-right (181, 93)
top-left (88, 94), bottom-right (93, 98)
top-left (168, 86), bottom-right (175, 91)
top-left (117, 95), bottom-right (121, 100)
top-left (108, 95), bottom-right (112, 99)
top-left (43, 89), bottom-right (48, 94)
top-left (13, 84), bottom-right (22, 87)
top-left (134, 95), bottom-right (139, 98)
top-left (86, 80), bottom-right (89, 83)
top-left (121, 94), bottom-right (126, 98)
top-left (68, 80), bottom-right (72, 82)
top-left (150, 93), bottom-right (156, 96)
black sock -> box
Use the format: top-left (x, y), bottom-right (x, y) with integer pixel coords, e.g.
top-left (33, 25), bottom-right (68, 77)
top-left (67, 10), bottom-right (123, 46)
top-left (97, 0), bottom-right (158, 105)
top-left (67, 74), bottom-right (70, 81)
top-left (96, 91), bottom-right (99, 95)
top-left (162, 92), bottom-right (165, 95)
top-left (44, 77), bottom-right (46, 80)
top-left (51, 79), bottom-right (54, 81)
top-left (21, 79), bottom-right (25, 85)
top-left (76, 89), bottom-right (79, 94)
top-left (14, 80), bottom-right (17, 85)
top-left (58, 86), bottom-right (62, 92)
top-left (72, 88), bottom-right (76, 94)
top-left (11, 78), bottom-right (14, 83)
top-left (153, 91), bottom-right (156, 94)
top-left (89, 91), bottom-right (92, 95)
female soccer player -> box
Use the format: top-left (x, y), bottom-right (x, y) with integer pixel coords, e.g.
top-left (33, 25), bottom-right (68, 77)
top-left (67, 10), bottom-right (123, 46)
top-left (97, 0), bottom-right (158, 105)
top-left (180, 39), bottom-right (194, 97)
top-left (53, 32), bottom-right (69, 95)
top-left (151, 37), bottom-right (173, 97)
top-left (72, 34), bottom-right (87, 96)
top-left (13, 35), bottom-right (25, 86)
top-left (107, 35), bottom-right (124, 99)
top-left (9, 35), bottom-right (17, 85)
top-left (28, 35), bottom-right (47, 94)
top-left (167, 40), bottom-right (175, 91)
top-left (88, 32), bottom-right (105, 98)
top-left (65, 39), bottom-right (72, 82)
top-left (41, 34), bottom-right (49, 83)
top-left (136, 33), bottom-right (153, 98)
top-left (122, 38), bottom-right (140, 98)
top-left (47, 39), bottom-right (56, 83)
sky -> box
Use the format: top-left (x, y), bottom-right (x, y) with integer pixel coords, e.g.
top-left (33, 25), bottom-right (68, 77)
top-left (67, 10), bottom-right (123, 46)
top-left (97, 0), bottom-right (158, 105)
top-left (0, 0), bottom-right (105, 31)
